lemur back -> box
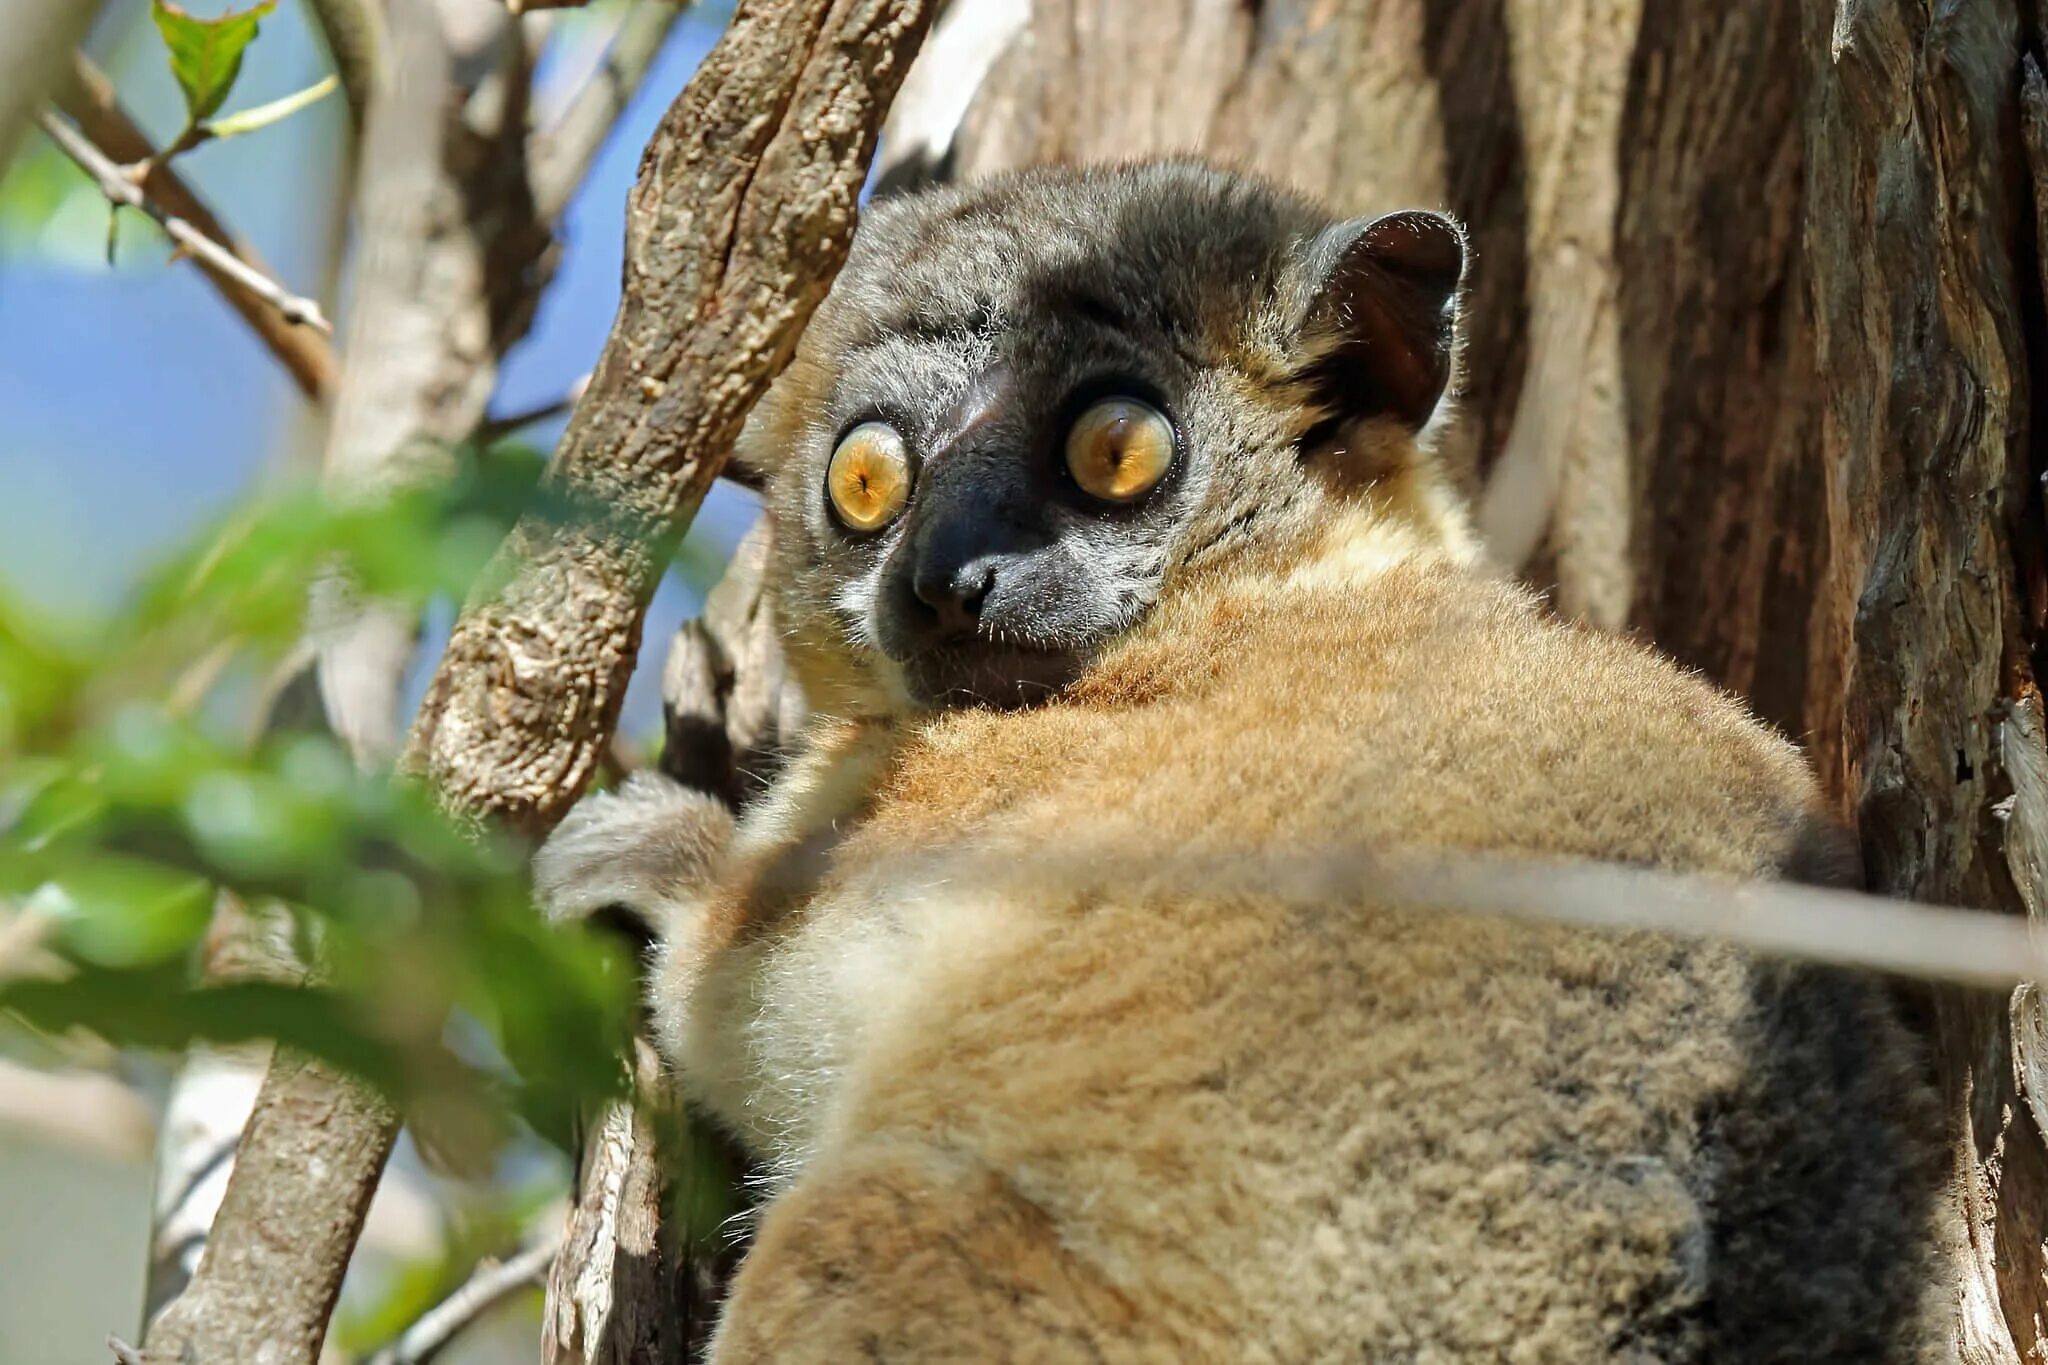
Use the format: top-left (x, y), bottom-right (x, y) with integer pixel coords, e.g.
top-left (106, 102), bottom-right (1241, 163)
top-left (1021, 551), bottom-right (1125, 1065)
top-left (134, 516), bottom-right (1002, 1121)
top-left (538, 160), bottom-right (1951, 1361)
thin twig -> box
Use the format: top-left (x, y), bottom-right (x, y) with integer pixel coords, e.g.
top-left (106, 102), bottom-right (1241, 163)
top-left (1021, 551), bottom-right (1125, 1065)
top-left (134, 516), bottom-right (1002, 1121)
top-left (875, 841), bottom-right (2047, 991)
top-left (367, 1235), bottom-right (561, 1365)
top-left (304, 0), bottom-right (386, 138)
top-left (529, 0), bottom-right (687, 220)
top-left (38, 111), bottom-right (333, 334)
top-left (476, 372), bottom-right (590, 443)
top-left (54, 54), bottom-right (337, 400)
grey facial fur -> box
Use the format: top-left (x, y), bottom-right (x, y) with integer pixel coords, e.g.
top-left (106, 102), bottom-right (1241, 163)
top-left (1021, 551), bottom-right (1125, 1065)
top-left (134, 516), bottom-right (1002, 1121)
top-left (749, 160), bottom-right (1464, 714)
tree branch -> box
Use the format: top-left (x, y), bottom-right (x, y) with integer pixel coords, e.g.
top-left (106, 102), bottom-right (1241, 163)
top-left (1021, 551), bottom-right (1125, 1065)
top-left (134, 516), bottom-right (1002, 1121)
top-left (134, 1049), bottom-right (398, 1364)
top-left (407, 0), bottom-right (936, 835)
top-left (129, 4), bottom-right (931, 1362)
top-left (38, 113), bottom-right (332, 335)
top-left (367, 1234), bottom-right (562, 1365)
top-left (0, 0), bottom-right (99, 175)
top-left (51, 55), bottom-right (338, 401)
top-left (529, 0), bottom-right (688, 221)
top-left (311, 0), bottom-right (536, 769)
top-left (304, 0), bottom-right (386, 138)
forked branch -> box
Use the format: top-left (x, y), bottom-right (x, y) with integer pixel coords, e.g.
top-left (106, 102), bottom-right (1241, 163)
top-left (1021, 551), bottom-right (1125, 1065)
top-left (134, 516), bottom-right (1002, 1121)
top-left (51, 55), bottom-right (338, 399)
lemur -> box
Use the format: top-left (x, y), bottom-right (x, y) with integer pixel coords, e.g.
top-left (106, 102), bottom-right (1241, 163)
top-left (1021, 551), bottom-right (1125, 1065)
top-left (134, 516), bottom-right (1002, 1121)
top-left (536, 160), bottom-right (1950, 1362)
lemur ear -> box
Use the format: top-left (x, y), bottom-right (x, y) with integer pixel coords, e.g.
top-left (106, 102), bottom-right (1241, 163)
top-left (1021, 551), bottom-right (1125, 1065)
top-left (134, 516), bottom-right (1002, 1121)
top-left (1297, 210), bottom-right (1465, 431)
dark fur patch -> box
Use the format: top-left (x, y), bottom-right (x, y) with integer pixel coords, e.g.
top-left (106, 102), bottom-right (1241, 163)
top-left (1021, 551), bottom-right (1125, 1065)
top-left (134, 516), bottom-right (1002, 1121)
top-left (1774, 815), bottom-right (1865, 891)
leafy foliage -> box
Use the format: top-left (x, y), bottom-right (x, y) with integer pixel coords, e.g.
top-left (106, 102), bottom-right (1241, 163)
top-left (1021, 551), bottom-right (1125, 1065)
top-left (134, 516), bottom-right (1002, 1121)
top-left (0, 451), bottom-right (649, 1162)
top-left (150, 0), bottom-right (277, 126)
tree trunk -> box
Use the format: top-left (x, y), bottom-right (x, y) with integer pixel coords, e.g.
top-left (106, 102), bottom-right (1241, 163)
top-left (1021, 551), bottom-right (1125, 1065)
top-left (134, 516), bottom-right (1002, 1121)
top-left (914, 0), bottom-right (2048, 1352)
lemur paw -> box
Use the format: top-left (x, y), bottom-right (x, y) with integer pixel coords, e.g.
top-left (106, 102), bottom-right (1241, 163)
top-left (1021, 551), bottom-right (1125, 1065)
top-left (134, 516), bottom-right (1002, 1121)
top-left (532, 771), bottom-right (734, 934)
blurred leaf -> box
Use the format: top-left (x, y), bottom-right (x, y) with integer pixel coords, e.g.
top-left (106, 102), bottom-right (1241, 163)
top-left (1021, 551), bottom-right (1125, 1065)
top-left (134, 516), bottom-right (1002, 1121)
top-left (3, 967), bottom-right (409, 1092)
top-left (5, 859), bottom-right (213, 968)
top-left (205, 73), bottom-right (337, 139)
top-left (150, 0), bottom-right (277, 126)
top-left (0, 592), bottom-right (90, 752)
top-left (0, 446), bottom-right (725, 1168)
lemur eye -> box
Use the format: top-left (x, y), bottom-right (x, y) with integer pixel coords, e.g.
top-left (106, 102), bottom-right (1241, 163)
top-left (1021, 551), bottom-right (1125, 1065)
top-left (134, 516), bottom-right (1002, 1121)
top-left (826, 422), bottom-right (912, 533)
top-left (1064, 398), bottom-right (1174, 504)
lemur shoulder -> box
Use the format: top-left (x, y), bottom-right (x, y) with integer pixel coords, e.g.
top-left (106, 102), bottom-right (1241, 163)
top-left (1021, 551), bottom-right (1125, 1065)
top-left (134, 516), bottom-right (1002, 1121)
top-left (537, 159), bottom-right (1951, 1362)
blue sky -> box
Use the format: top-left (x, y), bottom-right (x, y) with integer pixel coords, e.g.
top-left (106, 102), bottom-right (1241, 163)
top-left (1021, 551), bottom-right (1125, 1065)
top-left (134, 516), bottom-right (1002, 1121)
top-left (0, 1), bottom-right (758, 739)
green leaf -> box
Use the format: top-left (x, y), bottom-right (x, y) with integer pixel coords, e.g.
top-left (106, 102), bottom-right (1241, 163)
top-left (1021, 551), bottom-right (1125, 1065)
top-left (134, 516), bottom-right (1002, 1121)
top-left (150, 0), bottom-right (277, 126)
top-left (205, 74), bottom-right (337, 140)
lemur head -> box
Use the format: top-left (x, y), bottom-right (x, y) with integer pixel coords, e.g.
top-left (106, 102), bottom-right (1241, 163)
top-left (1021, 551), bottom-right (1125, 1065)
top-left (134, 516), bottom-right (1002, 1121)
top-left (743, 159), bottom-right (1474, 717)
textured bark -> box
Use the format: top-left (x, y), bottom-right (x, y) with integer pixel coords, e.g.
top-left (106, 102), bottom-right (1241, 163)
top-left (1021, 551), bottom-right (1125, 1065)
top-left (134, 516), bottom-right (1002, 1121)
top-left (545, 525), bottom-right (793, 1364)
top-left (658, 522), bottom-right (803, 809)
top-left (928, 0), bottom-right (2048, 1351)
top-left (1798, 7), bottom-right (2042, 1357)
top-left (404, 0), bottom-right (935, 840)
top-left (138, 1050), bottom-right (399, 1364)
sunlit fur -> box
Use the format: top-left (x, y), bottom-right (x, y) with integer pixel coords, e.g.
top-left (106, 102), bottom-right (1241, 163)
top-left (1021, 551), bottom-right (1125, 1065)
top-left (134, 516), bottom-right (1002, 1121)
top-left (541, 161), bottom-right (1950, 1361)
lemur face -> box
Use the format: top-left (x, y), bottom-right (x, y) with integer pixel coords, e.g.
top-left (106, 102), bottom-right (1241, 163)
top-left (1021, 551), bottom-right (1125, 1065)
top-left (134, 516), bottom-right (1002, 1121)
top-left (747, 160), bottom-right (1464, 716)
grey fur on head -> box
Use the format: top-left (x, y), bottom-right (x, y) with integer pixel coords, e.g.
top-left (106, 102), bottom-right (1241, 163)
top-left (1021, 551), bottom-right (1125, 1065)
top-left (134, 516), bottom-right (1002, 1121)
top-left (743, 160), bottom-right (1468, 717)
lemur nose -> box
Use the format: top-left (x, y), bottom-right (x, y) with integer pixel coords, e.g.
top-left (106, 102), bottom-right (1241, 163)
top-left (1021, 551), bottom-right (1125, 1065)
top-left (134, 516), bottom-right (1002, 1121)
top-left (913, 561), bottom-right (993, 638)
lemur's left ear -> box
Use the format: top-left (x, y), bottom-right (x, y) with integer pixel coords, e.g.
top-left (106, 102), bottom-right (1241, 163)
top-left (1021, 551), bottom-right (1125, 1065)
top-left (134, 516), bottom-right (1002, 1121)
top-left (1297, 210), bottom-right (1465, 431)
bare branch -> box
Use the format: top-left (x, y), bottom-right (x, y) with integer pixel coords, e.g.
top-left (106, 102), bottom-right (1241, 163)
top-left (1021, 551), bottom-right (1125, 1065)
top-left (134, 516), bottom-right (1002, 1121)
top-left (477, 372), bottom-right (591, 443)
top-left (368, 1235), bottom-right (562, 1365)
top-left (134, 1050), bottom-right (398, 1365)
top-left (52, 55), bottom-right (338, 400)
top-left (304, 0), bottom-right (387, 137)
top-left (313, 0), bottom-right (538, 768)
top-left (38, 113), bottom-right (333, 335)
top-left (141, 896), bottom-right (301, 1326)
top-left (530, 0), bottom-right (688, 221)
top-left (408, 0), bottom-right (938, 836)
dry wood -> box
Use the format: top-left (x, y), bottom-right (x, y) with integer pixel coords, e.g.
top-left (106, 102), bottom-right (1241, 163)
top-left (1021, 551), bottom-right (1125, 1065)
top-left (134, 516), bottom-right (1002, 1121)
top-left (1797, 4), bottom-right (2040, 1356)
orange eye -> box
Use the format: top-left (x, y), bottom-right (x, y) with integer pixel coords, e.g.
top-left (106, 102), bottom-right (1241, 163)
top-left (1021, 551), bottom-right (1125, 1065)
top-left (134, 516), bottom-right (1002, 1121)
top-left (1064, 398), bottom-right (1174, 503)
top-left (826, 423), bottom-right (912, 533)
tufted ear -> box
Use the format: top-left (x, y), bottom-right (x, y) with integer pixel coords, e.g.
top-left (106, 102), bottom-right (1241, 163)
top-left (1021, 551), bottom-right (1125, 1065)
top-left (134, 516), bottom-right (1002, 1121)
top-left (1296, 210), bottom-right (1465, 432)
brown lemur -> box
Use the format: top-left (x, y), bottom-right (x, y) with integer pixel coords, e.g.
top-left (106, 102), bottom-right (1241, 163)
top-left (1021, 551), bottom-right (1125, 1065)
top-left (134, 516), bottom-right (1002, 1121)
top-left (535, 160), bottom-right (1950, 1360)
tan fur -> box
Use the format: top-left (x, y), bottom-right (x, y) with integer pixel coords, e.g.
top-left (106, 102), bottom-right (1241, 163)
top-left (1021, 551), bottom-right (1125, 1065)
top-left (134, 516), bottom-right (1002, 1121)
top-left (540, 161), bottom-right (1949, 1360)
top-left (649, 505), bottom-right (1946, 1361)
